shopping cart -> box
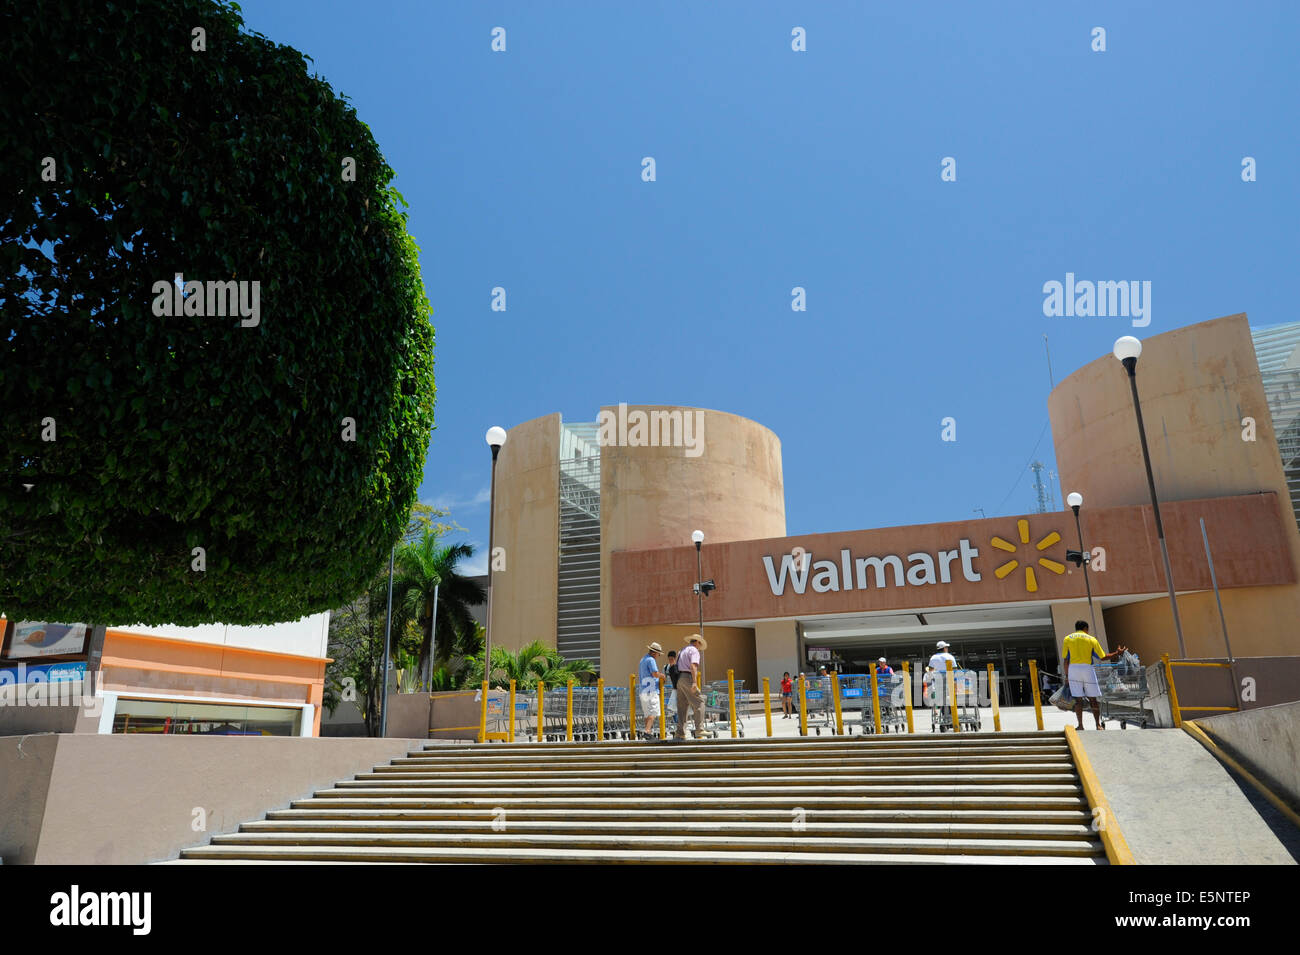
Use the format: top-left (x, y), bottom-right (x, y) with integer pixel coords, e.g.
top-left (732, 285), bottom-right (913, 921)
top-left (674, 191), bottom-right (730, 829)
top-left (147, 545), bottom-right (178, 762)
top-left (926, 668), bottom-right (981, 732)
top-left (484, 692), bottom-right (508, 739)
top-left (1096, 659), bottom-right (1151, 729)
top-left (542, 688), bottom-right (570, 741)
top-left (515, 692), bottom-right (537, 741)
top-left (703, 680), bottom-right (743, 737)
top-left (836, 674), bottom-right (869, 734)
top-left (602, 683), bottom-right (631, 740)
top-left (571, 686), bottom-right (599, 741)
top-left (874, 672), bottom-right (908, 733)
top-left (801, 675), bottom-right (835, 735)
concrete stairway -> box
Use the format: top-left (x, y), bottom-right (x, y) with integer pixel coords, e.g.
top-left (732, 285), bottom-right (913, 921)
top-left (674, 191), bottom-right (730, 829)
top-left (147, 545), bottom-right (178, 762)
top-left (179, 732), bottom-right (1106, 864)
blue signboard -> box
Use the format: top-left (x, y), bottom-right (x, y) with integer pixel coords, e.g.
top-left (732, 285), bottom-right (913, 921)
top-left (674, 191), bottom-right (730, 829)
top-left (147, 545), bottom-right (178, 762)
top-left (0, 661), bottom-right (87, 684)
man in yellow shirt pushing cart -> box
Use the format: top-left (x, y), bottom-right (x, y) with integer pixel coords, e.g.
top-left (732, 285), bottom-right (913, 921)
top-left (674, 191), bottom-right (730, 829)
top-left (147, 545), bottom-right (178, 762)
top-left (1062, 621), bottom-right (1127, 730)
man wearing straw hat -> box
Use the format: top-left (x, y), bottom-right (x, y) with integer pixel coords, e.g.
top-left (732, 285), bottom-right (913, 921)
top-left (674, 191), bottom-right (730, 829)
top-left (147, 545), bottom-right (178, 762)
top-left (673, 633), bottom-right (707, 740)
top-left (638, 642), bottom-right (665, 738)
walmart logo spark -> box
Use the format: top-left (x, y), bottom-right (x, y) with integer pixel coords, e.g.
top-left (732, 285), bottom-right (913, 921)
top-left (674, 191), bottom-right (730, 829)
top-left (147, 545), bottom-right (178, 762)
top-left (990, 519), bottom-right (1065, 593)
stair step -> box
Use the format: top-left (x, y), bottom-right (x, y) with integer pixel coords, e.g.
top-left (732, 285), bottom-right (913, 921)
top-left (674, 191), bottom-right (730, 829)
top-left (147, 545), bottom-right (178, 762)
top-left (202, 831), bottom-right (1103, 856)
top-left (396, 746), bottom-right (1072, 766)
top-left (266, 807), bottom-right (1092, 824)
top-left (358, 764), bottom-right (1077, 783)
top-left (176, 844), bottom-right (1103, 865)
top-left (297, 792), bottom-right (1088, 809)
top-left (238, 819), bottom-right (1094, 839)
top-left (325, 778), bottom-right (1083, 794)
top-left (417, 734), bottom-right (1064, 757)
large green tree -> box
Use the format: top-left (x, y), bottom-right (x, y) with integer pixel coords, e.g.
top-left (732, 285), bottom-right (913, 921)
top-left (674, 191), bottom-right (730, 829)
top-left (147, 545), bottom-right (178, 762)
top-left (0, 0), bottom-right (435, 625)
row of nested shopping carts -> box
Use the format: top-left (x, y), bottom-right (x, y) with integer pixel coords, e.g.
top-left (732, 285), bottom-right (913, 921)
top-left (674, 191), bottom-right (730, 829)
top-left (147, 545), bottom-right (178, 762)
top-left (798, 671), bottom-right (986, 734)
top-left (484, 680), bottom-right (753, 741)
top-left (798, 673), bottom-right (910, 735)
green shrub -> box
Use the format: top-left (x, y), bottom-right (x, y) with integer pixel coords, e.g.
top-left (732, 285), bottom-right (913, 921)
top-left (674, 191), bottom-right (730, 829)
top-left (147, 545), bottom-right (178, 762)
top-left (0, 0), bottom-right (436, 624)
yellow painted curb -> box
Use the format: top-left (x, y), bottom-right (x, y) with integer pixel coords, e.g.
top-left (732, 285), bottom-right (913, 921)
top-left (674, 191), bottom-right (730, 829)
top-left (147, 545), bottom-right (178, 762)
top-left (1183, 720), bottom-right (1300, 830)
top-left (1063, 725), bottom-right (1135, 865)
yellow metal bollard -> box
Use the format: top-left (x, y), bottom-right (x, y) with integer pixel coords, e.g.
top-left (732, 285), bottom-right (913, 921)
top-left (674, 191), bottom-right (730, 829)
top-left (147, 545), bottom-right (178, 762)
top-left (946, 660), bottom-right (959, 733)
top-left (629, 674), bottom-right (638, 740)
top-left (831, 671), bottom-right (844, 735)
top-left (537, 680), bottom-right (545, 742)
top-left (596, 677), bottom-right (605, 740)
top-left (566, 679), bottom-right (574, 741)
top-left (508, 679), bottom-right (517, 742)
top-left (762, 677), bottom-right (772, 737)
top-left (869, 663), bottom-right (883, 734)
top-left (987, 663), bottom-right (1001, 732)
top-left (727, 669), bottom-right (738, 738)
top-left (1029, 659), bottom-right (1044, 731)
top-left (798, 674), bottom-right (808, 737)
top-left (658, 677), bottom-right (666, 739)
top-left (1162, 652), bottom-right (1183, 728)
top-left (902, 661), bottom-right (914, 734)
top-left (478, 679), bottom-right (489, 743)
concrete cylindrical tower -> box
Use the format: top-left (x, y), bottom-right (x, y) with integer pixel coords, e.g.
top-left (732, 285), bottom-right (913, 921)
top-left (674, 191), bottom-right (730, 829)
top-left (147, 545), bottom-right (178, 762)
top-left (598, 405), bottom-right (786, 689)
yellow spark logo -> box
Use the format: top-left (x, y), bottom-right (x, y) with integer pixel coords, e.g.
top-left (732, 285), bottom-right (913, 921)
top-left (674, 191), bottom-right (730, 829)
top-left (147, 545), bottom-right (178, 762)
top-left (990, 519), bottom-right (1065, 593)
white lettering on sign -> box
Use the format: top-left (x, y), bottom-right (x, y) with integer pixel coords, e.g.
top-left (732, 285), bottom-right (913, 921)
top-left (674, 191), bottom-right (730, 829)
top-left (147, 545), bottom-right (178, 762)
top-left (764, 540), bottom-right (981, 596)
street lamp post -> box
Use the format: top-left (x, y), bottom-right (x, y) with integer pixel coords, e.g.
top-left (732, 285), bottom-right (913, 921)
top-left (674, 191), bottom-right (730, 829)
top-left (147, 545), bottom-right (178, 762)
top-left (1113, 336), bottom-right (1187, 658)
top-left (484, 426), bottom-right (507, 686)
top-left (691, 529), bottom-right (705, 642)
top-left (1066, 492), bottom-right (1097, 634)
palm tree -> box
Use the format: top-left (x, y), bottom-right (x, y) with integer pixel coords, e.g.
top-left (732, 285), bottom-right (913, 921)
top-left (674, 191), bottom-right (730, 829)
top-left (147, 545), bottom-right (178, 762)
top-left (463, 640), bottom-right (596, 690)
top-left (393, 528), bottom-right (486, 687)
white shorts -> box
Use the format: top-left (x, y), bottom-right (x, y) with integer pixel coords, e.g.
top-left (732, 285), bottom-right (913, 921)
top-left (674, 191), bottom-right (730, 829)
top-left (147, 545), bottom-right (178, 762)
top-left (638, 690), bottom-right (660, 718)
top-left (1068, 663), bottom-right (1101, 698)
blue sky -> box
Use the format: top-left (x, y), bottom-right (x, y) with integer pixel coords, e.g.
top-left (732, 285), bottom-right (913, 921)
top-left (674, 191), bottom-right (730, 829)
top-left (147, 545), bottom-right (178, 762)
top-left (239, 0), bottom-right (1299, 575)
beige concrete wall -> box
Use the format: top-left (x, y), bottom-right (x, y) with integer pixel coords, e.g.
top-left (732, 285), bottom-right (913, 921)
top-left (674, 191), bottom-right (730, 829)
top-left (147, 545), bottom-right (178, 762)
top-left (490, 413), bottom-right (561, 654)
top-left (1105, 585), bottom-right (1300, 661)
top-left (1049, 313), bottom-right (1300, 658)
top-left (429, 689), bottom-right (485, 741)
top-left (2, 734), bottom-right (422, 864)
top-left (0, 680), bottom-right (102, 735)
top-left (600, 406), bottom-right (785, 685)
top-left (1198, 700), bottom-right (1300, 808)
top-left (0, 733), bottom-right (57, 865)
top-left (1050, 600), bottom-right (1110, 658)
top-left (603, 624), bottom-right (757, 691)
top-left (755, 620), bottom-right (800, 691)
top-left (384, 692), bottom-right (431, 739)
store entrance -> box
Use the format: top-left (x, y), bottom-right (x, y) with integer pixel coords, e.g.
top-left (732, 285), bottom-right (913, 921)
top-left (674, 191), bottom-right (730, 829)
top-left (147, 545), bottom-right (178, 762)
top-left (801, 606), bottom-right (1062, 708)
top-left (825, 636), bottom-right (1059, 707)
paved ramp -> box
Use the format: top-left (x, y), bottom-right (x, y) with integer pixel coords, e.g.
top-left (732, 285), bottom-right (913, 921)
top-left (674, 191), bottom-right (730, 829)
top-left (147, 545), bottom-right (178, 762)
top-left (1078, 728), bottom-right (1298, 865)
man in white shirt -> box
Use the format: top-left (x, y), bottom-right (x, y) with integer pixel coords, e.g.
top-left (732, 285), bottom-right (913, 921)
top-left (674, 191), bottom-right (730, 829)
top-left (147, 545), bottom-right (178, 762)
top-left (673, 633), bottom-right (707, 739)
top-left (927, 641), bottom-right (959, 728)
top-left (928, 640), bottom-right (958, 672)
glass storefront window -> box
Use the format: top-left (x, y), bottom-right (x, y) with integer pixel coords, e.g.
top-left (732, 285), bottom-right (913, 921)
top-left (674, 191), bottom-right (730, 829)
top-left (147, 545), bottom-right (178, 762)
top-left (111, 698), bottom-right (301, 736)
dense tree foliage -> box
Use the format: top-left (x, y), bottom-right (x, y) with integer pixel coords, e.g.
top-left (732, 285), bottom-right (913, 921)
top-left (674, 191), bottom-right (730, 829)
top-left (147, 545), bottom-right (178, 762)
top-left (0, 0), bottom-right (435, 625)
